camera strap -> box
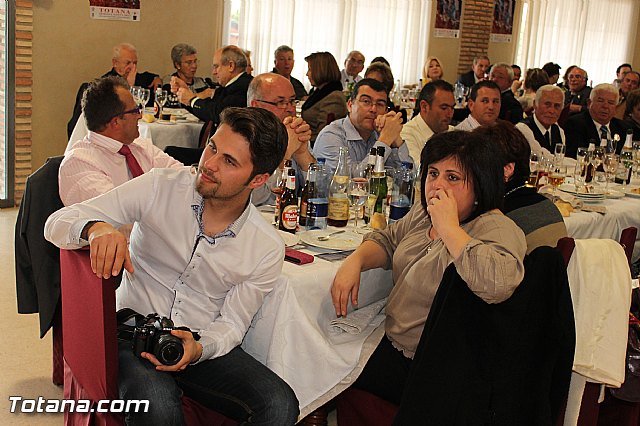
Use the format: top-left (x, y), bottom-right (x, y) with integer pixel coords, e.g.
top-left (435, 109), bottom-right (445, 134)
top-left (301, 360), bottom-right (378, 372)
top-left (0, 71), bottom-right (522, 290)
top-left (116, 308), bottom-right (145, 342)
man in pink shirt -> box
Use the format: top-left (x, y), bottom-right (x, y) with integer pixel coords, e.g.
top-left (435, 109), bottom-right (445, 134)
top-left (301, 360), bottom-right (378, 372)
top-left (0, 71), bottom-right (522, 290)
top-left (59, 76), bottom-right (183, 206)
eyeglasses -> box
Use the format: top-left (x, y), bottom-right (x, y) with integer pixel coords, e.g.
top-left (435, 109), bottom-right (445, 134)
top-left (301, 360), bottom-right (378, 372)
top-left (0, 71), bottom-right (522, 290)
top-left (109, 106), bottom-right (141, 121)
top-left (181, 59), bottom-right (198, 66)
top-left (256, 99), bottom-right (299, 109)
top-left (356, 96), bottom-right (387, 110)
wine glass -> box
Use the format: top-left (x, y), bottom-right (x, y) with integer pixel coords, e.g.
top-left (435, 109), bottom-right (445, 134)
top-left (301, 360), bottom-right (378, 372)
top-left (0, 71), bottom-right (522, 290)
top-left (130, 86), bottom-right (142, 108)
top-left (603, 153), bottom-right (618, 195)
top-left (140, 88), bottom-right (151, 111)
top-left (155, 89), bottom-right (167, 116)
top-left (633, 142), bottom-right (640, 180)
top-left (527, 152), bottom-right (539, 187)
top-left (548, 162), bottom-right (566, 197)
top-left (554, 143), bottom-right (566, 164)
top-left (574, 147), bottom-right (589, 192)
top-left (592, 147), bottom-right (605, 183)
top-left (348, 177), bottom-right (369, 232)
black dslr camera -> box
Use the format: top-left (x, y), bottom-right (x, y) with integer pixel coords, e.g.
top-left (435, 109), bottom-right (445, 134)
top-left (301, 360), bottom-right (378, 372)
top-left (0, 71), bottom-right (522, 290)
top-left (132, 313), bottom-right (185, 366)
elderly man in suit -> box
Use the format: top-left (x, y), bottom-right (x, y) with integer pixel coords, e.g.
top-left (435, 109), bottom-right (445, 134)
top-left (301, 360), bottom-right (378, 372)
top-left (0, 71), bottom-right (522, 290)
top-left (516, 85), bottom-right (566, 156)
top-left (564, 66), bottom-right (591, 116)
top-left (457, 55), bottom-right (490, 88)
top-left (489, 62), bottom-right (523, 124)
top-left (564, 83), bottom-right (630, 158)
top-left (615, 71), bottom-right (640, 119)
top-left (175, 45), bottom-right (253, 137)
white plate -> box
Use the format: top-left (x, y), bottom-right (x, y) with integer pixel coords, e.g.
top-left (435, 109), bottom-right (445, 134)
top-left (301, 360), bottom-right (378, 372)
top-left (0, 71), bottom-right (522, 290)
top-left (299, 230), bottom-right (363, 251)
top-left (604, 189), bottom-right (625, 199)
top-left (559, 184), bottom-right (605, 198)
top-left (277, 230), bottom-right (300, 247)
top-left (163, 108), bottom-right (187, 116)
top-left (624, 187), bottom-right (640, 198)
top-left (157, 120), bottom-right (176, 125)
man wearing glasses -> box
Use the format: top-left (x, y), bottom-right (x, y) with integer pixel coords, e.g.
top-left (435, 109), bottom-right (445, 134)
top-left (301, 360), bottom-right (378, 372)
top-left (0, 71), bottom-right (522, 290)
top-left (175, 45), bottom-right (253, 137)
top-left (564, 66), bottom-right (591, 115)
top-left (59, 76), bottom-right (183, 207)
top-left (313, 78), bottom-right (411, 172)
top-left (247, 73), bottom-right (315, 205)
top-left (341, 50), bottom-right (366, 90)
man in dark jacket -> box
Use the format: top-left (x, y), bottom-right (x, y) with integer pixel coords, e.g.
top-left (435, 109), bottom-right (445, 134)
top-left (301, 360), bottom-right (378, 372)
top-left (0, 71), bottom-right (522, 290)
top-left (175, 45), bottom-right (253, 138)
top-left (490, 62), bottom-right (523, 124)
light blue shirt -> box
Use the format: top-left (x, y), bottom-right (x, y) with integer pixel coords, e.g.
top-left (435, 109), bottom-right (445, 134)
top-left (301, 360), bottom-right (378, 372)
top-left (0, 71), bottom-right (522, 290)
top-left (312, 116), bottom-right (413, 173)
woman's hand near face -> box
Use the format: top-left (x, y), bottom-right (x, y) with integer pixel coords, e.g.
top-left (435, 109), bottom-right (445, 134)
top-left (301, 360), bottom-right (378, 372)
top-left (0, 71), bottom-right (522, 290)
top-left (427, 188), bottom-right (472, 259)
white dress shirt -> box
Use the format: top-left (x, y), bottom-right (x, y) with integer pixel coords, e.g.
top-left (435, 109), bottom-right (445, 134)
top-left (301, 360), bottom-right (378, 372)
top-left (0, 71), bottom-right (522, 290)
top-left (401, 113), bottom-right (454, 163)
top-left (59, 131), bottom-right (184, 206)
top-left (515, 114), bottom-right (566, 158)
top-left (454, 114), bottom-right (482, 131)
top-left (45, 168), bottom-right (285, 361)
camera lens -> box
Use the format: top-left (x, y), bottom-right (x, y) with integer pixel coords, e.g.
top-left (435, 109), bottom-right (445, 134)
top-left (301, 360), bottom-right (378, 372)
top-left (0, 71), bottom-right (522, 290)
top-left (155, 334), bottom-right (184, 366)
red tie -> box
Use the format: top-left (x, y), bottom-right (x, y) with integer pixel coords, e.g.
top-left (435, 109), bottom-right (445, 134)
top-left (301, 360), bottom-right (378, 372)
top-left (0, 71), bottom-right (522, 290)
top-left (118, 145), bottom-right (144, 178)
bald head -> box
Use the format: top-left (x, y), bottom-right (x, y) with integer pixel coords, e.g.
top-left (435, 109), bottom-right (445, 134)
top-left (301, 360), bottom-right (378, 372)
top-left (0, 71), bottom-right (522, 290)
top-left (247, 73), bottom-right (297, 120)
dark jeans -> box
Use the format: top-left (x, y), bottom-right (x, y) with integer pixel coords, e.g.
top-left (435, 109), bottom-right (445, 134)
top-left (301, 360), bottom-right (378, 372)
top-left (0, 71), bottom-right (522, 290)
top-left (352, 335), bottom-right (413, 405)
top-left (118, 341), bottom-right (299, 426)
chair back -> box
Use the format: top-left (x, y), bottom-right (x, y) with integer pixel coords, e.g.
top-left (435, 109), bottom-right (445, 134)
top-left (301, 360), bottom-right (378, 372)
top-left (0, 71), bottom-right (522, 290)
top-left (60, 249), bottom-right (121, 425)
top-left (556, 236), bottom-right (576, 267)
top-left (620, 227), bottom-right (637, 268)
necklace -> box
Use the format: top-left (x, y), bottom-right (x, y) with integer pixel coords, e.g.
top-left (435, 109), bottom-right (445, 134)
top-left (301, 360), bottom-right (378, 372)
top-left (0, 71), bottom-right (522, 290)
top-left (505, 184), bottom-right (528, 197)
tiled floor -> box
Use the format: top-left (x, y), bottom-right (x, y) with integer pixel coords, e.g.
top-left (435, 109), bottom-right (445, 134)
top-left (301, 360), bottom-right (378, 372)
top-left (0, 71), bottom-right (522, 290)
top-left (1, 207), bottom-right (63, 425)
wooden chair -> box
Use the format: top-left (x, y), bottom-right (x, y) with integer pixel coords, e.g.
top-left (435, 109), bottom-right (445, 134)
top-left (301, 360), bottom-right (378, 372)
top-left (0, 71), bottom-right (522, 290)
top-left (60, 249), bottom-right (238, 425)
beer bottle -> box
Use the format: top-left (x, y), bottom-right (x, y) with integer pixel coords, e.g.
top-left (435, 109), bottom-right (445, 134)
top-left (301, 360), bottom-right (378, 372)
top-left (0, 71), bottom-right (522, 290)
top-left (279, 168), bottom-right (298, 234)
top-left (273, 159), bottom-right (292, 226)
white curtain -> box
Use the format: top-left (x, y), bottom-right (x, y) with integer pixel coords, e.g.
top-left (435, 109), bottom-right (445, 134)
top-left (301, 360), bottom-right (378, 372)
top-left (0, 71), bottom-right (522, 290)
top-left (517, 0), bottom-right (639, 86)
top-left (223, 0), bottom-right (432, 89)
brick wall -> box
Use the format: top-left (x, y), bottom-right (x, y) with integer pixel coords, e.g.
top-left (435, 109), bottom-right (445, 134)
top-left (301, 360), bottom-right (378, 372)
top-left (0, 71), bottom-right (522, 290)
top-left (14, 0), bottom-right (32, 204)
top-left (457, 0), bottom-right (495, 75)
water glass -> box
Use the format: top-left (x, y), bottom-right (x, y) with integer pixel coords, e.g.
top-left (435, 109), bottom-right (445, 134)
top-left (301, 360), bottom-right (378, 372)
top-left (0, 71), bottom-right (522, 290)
top-left (554, 143), bottom-right (566, 164)
top-left (528, 152), bottom-right (539, 187)
top-left (603, 153), bottom-right (619, 194)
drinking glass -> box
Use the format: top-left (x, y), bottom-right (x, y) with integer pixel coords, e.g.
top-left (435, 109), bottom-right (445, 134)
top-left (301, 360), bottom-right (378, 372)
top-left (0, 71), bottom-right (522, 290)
top-left (155, 89), bottom-right (167, 116)
top-left (603, 153), bottom-right (619, 195)
top-left (527, 152), bottom-right (539, 187)
top-left (554, 143), bottom-right (566, 164)
top-left (633, 142), bottom-right (640, 179)
top-left (348, 177), bottom-right (369, 232)
top-left (574, 147), bottom-right (589, 192)
top-left (130, 86), bottom-right (142, 107)
top-left (548, 163), bottom-right (566, 196)
top-left (140, 88), bottom-right (151, 111)
top-left (592, 147), bottom-right (605, 183)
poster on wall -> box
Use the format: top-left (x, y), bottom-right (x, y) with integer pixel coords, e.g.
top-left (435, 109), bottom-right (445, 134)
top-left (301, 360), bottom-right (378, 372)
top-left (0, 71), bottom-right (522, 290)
top-left (490, 0), bottom-right (515, 42)
top-left (89, 0), bottom-right (141, 21)
top-left (434, 0), bottom-right (462, 38)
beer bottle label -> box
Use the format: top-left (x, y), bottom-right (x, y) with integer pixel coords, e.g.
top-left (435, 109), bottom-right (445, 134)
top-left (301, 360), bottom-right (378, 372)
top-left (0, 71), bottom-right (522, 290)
top-left (281, 205), bottom-right (298, 230)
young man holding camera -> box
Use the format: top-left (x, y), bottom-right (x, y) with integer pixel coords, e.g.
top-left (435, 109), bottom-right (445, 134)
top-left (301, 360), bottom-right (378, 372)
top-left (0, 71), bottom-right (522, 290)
top-left (45, 107), bottom-right (299, 425)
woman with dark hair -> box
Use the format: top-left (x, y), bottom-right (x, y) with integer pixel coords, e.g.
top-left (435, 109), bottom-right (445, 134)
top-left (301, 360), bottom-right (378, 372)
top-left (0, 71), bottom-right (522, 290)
top-left (331, 130), bottom-right (526, 405)
top-left (473, 122), bottom-right (567, 253)
top-left (623, 88), bottom-right (640, 140)
top-left (517, 68), bottom-right (550, 115)
top-left (302, 52), bottom-right (348, 145)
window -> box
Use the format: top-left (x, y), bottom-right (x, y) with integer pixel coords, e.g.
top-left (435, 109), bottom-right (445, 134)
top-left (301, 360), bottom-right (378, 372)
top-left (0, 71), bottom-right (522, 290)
top-left (0, 0), bottom-right (14, 207)
top-left (223, 0), bottom-right (432, 88)
top-left (515, 0), bottom-right (639, 86)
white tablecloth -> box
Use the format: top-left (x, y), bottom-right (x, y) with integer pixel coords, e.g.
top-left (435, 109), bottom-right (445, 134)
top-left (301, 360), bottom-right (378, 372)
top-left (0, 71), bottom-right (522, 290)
top-left (241, 225), bottom-right (393, 417)
top-left (564, 194), bottom-right (640, 261)
top-left (68, 112), bottom-right (203, 152)
top-left (137, 119), bottom-right (202, 151)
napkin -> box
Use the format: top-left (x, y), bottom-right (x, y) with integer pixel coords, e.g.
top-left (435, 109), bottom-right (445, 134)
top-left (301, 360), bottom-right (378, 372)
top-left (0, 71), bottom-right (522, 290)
top-left (329, 298), bottom-right (387, 334)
